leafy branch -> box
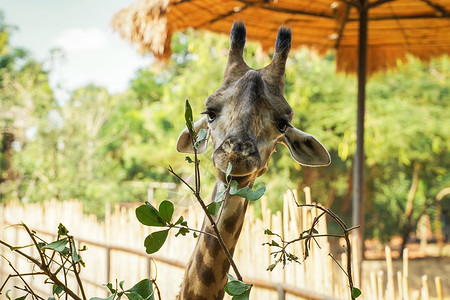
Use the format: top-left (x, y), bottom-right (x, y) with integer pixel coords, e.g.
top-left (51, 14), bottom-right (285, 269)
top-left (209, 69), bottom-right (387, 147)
top-left (263, 191), bottom-right (362, 299)
top-left (0, 223), bottom-right (160, 300)
top-left (0, 223), bottom-right (87, 300)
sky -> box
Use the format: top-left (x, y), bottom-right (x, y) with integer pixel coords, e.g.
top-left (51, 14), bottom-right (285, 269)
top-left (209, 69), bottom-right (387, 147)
top-left (1, 0), bottom-right (152, 100)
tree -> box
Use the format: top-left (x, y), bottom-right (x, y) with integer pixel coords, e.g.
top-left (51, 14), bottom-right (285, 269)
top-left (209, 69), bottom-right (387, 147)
top-left (0, 12), bottom-right (55, 200)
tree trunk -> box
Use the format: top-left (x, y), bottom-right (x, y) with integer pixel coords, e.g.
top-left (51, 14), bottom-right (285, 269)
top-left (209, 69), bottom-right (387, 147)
top-left (1, 132), bottom-right (15, 181)
top-left (0, 131), bottom-right (15, 200)
top-left (400, 162), bottom-right (421, 256)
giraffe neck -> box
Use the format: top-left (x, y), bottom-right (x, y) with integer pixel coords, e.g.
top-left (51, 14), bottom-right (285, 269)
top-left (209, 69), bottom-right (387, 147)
top-left (178, 179), bottom-right (250, 300)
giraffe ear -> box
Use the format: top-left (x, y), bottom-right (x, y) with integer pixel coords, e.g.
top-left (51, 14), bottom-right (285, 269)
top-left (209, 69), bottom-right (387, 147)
top-left (176, 116), bottom-right (209, 154)
top-left (281, 126), bottom-right (331, 167)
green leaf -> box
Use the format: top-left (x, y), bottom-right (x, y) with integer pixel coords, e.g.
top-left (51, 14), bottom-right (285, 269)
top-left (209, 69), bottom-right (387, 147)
top-left (229, 181), bottom-right (265, 201)
top-left (126, 279), bottom-right (154, 300)
top-left (15, 296), bottom-right (27, 300)
top-left (270, 240), bottom-right (280, 247)
top-left (144, 230), bottom-right (169, 254)
top-left (175, 226), bottom-right (189, 237)
top-left (48, 297), bottom-right (56, 300)
top-left (266, 263), bottom-right (277, 271)
top-left (229, 180), bottom-right (239, 194)
top-left (41, 238), bottom-right (68, 252)
top-left (225, 280), bottom-right (252, 296)
top-left (185, 156), bottom-right (194, 163)
top-left (105, 283), bottom-right (116, 294)
top-left (9, 244), bottom-right (33, 251)
top-left (159, 200), bottom-right (174, 223)
top-left (225, 162), bottom-right (233, 178)
top-left (71, 242), bottom-right (83, 264)
top-left (246, 186), bottom-right (266, 201)
top-left (119, 281), bottom-right (125, 291)
top-left (90, 296), bottom-right (115, 300)
top-left (196, 128), bottom-right (207, 143)
top-left (207, 201), bottom-right (223, 216)
top-left (53, 284), bottom-right (64, 296)
top-left (5, 290), bottom-right (12, 300)
top-left (58, 223), bottom-right (69, 235)
top-left (227, 274), bottom-right (236, 281)
top-left (214, 190), bottom-right (226, 202)
top-left (352, 287), bottom-right (362, 298)
top-left (184, 99), bottom-right (195, 138)
top-left (125, 293), bottom-right (143, 300)
top-left (136, 203), bottom-right (165, 227)
top-left (232, 289), bottom-right (250, 300)
top-left (264, 229), bottom-right (274, 235)
top-left (175, 216), bottom-right (184, 225)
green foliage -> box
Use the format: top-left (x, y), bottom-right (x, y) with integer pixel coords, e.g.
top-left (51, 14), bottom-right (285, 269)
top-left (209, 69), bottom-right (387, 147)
top-left (136, 200), bottom-right (194, 253)
top-left (229, 180), bottom-right (266, 201)
top-left (225, 274), bottom-right (252, 300)
top-left (352, 287), bottom-right (362, 298)
top-left (0, 10), bottom-right (448, 241)
top-left (90, 279), bottom-right (155, 300)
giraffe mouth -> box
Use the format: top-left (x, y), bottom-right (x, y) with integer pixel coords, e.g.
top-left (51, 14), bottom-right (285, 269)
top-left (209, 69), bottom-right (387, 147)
top-left (213, 148), bottom-right (261, 183)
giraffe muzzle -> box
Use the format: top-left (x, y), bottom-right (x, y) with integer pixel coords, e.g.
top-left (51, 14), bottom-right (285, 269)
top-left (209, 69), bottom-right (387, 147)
top-left (213, 137), bottom-right (262, 180)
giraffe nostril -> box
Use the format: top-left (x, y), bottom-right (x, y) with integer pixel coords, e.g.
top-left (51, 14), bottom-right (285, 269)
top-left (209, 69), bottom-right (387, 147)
top-left (241, 141), bottom-right (255, 156)
top-left (223, 139), bottom-right (233, 154)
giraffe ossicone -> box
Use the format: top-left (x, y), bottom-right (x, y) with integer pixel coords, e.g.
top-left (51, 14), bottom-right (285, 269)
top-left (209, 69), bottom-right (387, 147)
top-left (176, 21), bottom-right (330, 300)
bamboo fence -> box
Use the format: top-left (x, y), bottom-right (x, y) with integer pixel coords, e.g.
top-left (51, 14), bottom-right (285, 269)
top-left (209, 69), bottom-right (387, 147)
top-left (0, 188), bottom-right (446, 300)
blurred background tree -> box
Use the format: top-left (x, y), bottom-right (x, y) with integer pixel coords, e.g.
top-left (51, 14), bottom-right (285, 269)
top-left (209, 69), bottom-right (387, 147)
top-left (0, 11), bottom-right (448, 243)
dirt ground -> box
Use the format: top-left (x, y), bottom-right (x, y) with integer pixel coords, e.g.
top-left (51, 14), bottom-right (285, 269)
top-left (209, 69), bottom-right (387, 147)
top-left (362, 238), bottom-right (450, 298)
top-left (362, 256), bottom-right (450, 298)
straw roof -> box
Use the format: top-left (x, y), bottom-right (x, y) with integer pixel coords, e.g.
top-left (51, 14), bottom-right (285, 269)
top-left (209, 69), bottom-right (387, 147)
top-left (111, 0), bottom-right (450, 74)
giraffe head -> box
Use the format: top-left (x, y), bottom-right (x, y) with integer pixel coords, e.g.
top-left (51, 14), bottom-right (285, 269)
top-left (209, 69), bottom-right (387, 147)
top-left (177, 22), bottom-right (330, 186)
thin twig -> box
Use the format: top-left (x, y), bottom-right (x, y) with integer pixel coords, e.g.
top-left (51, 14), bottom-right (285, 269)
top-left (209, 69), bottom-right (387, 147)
top-left (4, 257), bottom-right (43, 300)
top-left (168, 166), bottom-right (195, 193)
top-left (176, 133), bottom-right (244, 282)
top-left (170, 225), bottom-right (218, 239)
top-left (68, 236), bottom-right (87, 300)
top-left (297, 202), bottom-right (357, 299)
top-left (22, 223), bottom-right (48, 268)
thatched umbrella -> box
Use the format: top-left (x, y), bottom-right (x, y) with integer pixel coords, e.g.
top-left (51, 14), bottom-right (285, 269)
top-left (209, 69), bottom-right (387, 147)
top-left (111, 0), bottom-right (450, 262)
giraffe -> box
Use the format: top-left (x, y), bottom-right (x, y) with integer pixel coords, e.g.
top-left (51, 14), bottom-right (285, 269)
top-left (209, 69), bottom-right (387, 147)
top-left (175, 21), bottom-right (331, 300)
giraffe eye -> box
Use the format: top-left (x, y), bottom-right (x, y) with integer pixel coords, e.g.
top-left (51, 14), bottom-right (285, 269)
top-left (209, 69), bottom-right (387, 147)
top-left (276, 122), bottom-right (290, 133)
top-left (207, 111), bottom-right (216, 123)
top-left (202, 110), bottom-right (217, 123)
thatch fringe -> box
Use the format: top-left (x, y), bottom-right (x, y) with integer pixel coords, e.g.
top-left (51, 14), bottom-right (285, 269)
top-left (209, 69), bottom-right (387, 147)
top-left (110, 0), bottom-right (450, 74)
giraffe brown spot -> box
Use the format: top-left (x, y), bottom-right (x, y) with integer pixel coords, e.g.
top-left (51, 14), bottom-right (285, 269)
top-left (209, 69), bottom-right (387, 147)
top-left (233, 221), bottom-right (244, 239)
top-left (199, 267), bottom-right (215, 286)
top-left (182, 278), bottom-right (190, 298)
top-left (195, 251), bottom-right (216, 286)
top-left (195, 251), bottom-right (203, 270)
top-left (223, 203), bottom-right (242, 234)
top-left (214, 290), bottom-right (225, 300)
top-left (205, 234), bottom-right (221, 257)
top-left (221, 258), bottom-right (231, 275)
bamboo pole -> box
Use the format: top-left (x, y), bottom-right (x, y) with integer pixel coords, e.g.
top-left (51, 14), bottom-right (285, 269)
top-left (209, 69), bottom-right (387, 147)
top-left (397, 271), bottom-right (403, 300)
top-left (403, 248), bottom-right (410, 300)
top-left (411, 290), bottom-right (420, 300)
top-left (377, 270), bottom-right (384, 300)
top-left (421, 275), bottom-right (429, 300)
top-left (370, 271), bottom-right (378, 300)
top-left (435, 276), bottom-right (443, 300)
top-left (352, 234), bottom-right (361, 288)
top-left (385, 246), bottom-right (395, 299)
